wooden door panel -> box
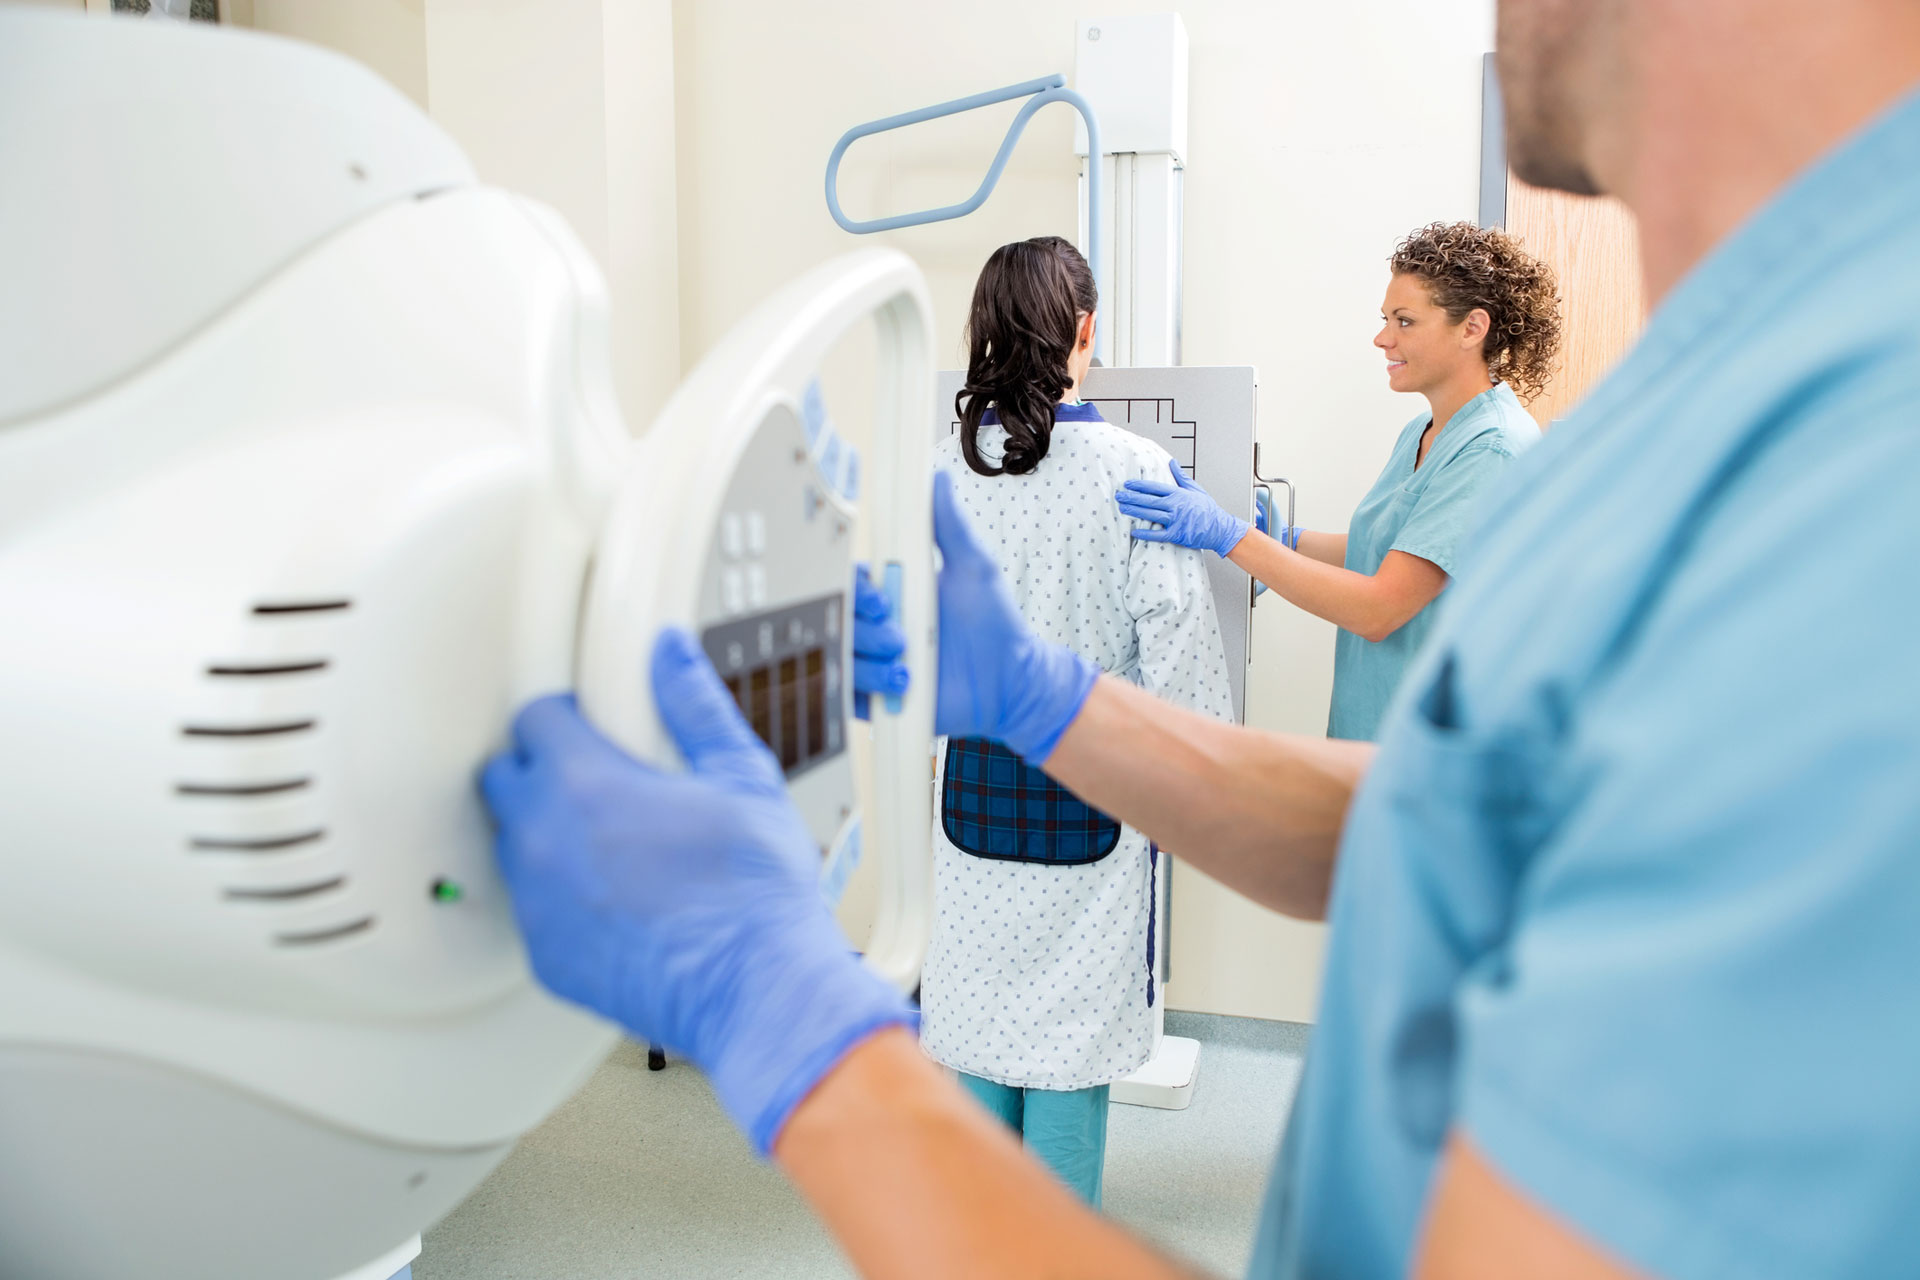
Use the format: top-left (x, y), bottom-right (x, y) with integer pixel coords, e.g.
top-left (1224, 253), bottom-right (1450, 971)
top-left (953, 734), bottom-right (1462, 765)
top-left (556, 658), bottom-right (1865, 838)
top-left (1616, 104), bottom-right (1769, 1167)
top-left (1504, 180), bottom-right (1645, 429)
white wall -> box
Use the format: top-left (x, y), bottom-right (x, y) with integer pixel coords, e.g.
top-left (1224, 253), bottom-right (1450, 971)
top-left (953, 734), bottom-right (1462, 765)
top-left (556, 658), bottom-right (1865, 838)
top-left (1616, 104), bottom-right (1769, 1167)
top-left (675, 0), bottom-right (1495, 1023)
top-left (423, 0), bottom-right (681, 429)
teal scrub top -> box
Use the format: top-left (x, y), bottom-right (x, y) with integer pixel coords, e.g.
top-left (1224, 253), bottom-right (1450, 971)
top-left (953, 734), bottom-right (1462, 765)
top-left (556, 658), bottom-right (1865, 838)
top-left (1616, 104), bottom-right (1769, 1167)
top-left (1250, 87), bottom-right (1920, 1279)
top-left (1327, 385), bottom-right (1537, 741)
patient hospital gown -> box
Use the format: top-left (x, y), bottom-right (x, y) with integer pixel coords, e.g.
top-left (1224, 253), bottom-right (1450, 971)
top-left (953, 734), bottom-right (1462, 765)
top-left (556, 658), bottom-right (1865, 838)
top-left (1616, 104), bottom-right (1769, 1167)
top-left (921, 403), bottom-right (1234, 1089)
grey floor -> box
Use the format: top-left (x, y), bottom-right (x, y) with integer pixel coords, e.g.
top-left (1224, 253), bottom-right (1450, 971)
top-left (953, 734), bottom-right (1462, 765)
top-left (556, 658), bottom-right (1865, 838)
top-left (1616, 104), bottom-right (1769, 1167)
top-left (418, 1012), bottom-right (1308, 1279)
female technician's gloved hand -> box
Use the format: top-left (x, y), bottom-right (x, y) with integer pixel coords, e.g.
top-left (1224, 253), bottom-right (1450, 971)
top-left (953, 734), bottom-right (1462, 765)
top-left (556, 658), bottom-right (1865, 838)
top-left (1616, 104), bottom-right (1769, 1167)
top-left (1249, 497), bottom-right (1305, 550)
top-left (480, 637), bottom-right (915, 1156)
top-left (1116, 459), bottom-right (1252, 558)
top-left (1250, 500), bottom-right (1304, 551)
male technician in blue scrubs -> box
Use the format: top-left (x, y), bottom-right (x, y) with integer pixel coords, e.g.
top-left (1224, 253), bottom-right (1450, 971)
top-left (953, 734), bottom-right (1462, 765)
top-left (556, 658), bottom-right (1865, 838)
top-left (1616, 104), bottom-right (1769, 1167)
top-left (481, 0), bottom-right (1920, 1274)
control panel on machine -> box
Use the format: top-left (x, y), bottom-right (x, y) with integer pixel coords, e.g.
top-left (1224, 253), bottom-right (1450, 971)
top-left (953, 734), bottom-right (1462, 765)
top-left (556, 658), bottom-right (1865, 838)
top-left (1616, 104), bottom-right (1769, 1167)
top-left (696, 402), bottom-right (852, 788)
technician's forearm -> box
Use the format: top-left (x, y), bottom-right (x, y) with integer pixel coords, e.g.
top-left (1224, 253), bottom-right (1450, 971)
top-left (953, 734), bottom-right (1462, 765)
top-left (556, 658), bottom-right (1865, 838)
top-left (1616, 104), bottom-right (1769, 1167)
top-left (1292, 529), bottom-right (1346, 567)
top-left (1229, 530), bottom-right (1407, 639)
top-left (1043, 677), bottom-right (1371, 920)
top-left (777, 1027), bottom-right (1211, 1280)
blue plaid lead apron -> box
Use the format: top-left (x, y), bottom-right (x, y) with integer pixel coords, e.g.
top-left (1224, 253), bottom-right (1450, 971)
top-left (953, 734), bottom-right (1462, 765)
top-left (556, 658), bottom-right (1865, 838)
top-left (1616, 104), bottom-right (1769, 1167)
top-left (941, 738), bottom-right (1121, 864)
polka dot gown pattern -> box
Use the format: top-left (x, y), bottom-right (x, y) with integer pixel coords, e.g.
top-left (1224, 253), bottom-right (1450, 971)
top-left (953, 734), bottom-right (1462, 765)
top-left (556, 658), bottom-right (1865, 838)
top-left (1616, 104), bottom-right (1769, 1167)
top-left (921, 412), bottom-right (1235, 1090)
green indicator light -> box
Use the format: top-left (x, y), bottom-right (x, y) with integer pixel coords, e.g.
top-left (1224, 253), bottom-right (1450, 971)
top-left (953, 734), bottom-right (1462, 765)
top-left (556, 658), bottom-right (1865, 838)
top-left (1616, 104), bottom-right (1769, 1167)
top-left (430, 878), bottom-right (463, 904)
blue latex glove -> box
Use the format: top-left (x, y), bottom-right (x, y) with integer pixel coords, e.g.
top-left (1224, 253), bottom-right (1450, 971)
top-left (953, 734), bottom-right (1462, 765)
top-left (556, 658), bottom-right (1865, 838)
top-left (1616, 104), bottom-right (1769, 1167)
top-left (480, 634), bottom-right (916, 1157)
top-left (932, 470), bottom-right (1097, 761)
top-left (1115, 459), bottom-right (1252, 557)
top-left (851, 563), bottom-right (907, 721)
top-left (1252, 493), bottom-right (1304, 550)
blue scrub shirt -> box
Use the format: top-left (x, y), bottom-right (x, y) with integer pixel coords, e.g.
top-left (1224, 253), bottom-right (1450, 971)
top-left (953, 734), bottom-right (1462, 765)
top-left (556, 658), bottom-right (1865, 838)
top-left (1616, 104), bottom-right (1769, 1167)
top-left (1250, 87), bottom-right (1920, 1279)
top-left (1328, 384), bottom-right (1538, 741)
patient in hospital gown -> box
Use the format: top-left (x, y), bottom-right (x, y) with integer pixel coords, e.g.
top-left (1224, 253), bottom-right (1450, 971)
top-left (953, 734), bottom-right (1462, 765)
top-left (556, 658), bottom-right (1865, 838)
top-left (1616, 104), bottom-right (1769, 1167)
top-left (920, 236), bottom-right (1233, 1208)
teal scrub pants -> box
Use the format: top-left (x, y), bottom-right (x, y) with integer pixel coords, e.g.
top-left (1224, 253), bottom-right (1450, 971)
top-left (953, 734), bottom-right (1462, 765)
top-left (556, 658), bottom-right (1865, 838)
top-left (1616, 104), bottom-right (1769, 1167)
top-left (958, 1073), bottom-right (1110, 1207)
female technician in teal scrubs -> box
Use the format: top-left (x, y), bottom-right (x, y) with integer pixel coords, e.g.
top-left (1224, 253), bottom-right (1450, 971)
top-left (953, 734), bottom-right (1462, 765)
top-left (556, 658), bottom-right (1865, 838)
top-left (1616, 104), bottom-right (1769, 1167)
top-left (1117, 222), bottom-right (1559, 739)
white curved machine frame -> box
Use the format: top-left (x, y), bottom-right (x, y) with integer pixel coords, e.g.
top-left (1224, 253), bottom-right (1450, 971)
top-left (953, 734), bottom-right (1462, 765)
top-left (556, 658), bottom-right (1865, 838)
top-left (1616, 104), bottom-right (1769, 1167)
top-left (0, 12), bottom-right (933, 1279)
top-left (581, 252), bottom-right (936, 986)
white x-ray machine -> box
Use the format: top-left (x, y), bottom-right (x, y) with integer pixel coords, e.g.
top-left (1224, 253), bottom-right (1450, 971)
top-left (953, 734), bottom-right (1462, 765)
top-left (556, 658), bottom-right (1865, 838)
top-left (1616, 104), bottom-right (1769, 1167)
top-left (0, 12), bottom-right (937, 1279)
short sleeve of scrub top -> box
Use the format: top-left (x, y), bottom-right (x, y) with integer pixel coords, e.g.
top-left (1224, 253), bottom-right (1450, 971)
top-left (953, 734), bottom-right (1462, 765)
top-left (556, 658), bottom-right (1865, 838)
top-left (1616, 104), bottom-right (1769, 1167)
top-left (1387, 441), bottom-right (1515, 575)
top-left (1327, 384), bottom-right (1537, 741)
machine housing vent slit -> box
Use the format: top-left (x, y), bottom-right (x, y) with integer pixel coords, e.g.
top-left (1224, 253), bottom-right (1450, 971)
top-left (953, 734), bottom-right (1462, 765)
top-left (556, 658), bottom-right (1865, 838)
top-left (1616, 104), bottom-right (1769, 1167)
top-left (275, 917), bottom-right (374, 946)
top-left (251, 600), bottom-right (352, 616)
top-left (190, 829), bottom-right (326, 853)
top-left (205, 659), bottom-right (330, 676)
top-left (176, 778), bottom-right (312, 797)
top-left (180, 719), bottom-right (317, 738)
top-left (224, 877), bottom-right (346, 902)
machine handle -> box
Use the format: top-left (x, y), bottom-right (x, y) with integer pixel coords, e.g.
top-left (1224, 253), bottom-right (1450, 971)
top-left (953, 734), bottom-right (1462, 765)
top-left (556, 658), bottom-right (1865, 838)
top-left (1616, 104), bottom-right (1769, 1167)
top-left (880, 562), bottom-right (907, 715)
top-left (1251, 443), bottom-right (1297, 609)
top-left (1251, 485), bottom-right (1275, 600)
top-left (825, 75), bottom-right (1109, 365)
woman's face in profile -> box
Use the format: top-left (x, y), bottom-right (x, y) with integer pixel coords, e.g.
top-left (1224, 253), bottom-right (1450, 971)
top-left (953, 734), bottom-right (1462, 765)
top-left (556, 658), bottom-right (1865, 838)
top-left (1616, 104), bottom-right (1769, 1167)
top-left (1374, 273), bottom-right (1476, 397)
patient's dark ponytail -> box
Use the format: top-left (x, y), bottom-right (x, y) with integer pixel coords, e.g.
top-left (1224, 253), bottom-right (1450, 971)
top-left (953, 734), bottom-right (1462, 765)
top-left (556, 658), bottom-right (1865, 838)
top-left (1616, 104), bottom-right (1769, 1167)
top-left (955, 236), bottom-right (1098, 477)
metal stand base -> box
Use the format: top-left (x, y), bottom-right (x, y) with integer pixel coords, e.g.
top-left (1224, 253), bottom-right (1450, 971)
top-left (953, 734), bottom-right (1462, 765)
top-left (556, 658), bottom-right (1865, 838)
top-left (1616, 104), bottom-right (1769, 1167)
top-left (1110, 1034), bottom-right (1199, 1110)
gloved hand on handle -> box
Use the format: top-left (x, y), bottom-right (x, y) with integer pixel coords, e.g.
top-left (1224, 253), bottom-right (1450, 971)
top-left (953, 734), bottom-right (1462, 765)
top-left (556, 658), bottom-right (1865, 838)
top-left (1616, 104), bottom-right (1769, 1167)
top-left (481, 635), bottom-right (915, 1157)
top-left (851, 563), bottom-right (908, 720)
top-left (1250, 496), bottom-right (1304, 550)
top-left (1116, 459), bottom-right (1252, 558)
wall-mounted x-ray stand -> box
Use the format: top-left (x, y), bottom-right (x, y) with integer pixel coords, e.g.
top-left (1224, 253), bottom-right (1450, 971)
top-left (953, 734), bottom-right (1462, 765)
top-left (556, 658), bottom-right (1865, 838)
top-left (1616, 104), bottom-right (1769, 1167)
top-left (831, 13), bottom-right (1294, 1109)
top-left (1072, 15), bottom-right (1201, 1112)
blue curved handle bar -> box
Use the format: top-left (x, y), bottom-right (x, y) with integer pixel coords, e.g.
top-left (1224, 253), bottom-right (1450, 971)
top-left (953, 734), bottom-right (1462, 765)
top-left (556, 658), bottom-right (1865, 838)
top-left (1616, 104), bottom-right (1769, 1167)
top-left (825, 74), bottom-right (1108, 363)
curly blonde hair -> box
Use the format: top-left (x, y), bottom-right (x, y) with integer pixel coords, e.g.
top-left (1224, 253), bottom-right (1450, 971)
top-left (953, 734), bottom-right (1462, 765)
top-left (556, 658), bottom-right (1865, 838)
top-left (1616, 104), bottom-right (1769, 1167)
top-left (1389, 222), bottom-right (1562, 403)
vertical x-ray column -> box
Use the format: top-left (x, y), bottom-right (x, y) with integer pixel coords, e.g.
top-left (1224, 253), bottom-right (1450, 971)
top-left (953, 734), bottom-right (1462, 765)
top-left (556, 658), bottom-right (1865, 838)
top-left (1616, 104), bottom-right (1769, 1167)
top-left (1072, 13), bottom-right (1208, 1110)
top-left (1075, 14), bottom-right (1188, 369)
